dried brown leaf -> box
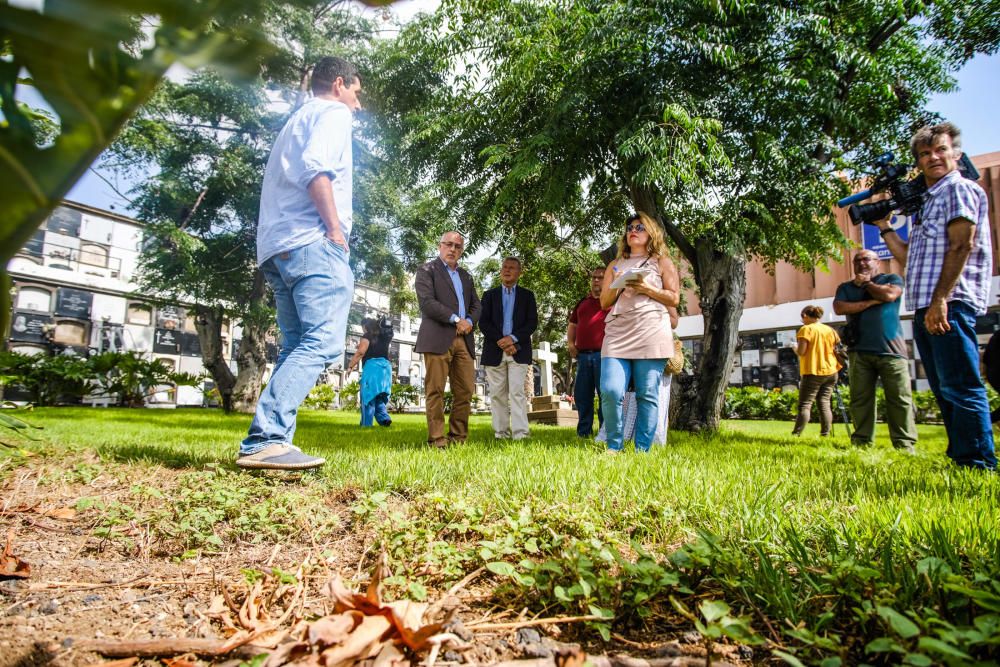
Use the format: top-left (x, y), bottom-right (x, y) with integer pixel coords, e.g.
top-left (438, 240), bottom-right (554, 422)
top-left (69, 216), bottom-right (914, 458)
top-left (43, 506), bottom-right (77, 520)
top-left (262, 641), bottom-right (310, 667)
top-left (384, 601), bottom-right (428, 633)
top-left (372, 642), bottom-right (408, 667)
top-left (207, 594), bottom-right (228, 615)
top-left (320, 614), bottom-right (391, 667)
top-left (366, 552), bottom-right (390, 606)
top-left (308, 615), bottom-right (356, 647)
top-left (163, 656), bottom-right (199, 667)
top-left (1, 530), bottom-right (30, 580)
top-left (239, 580), bottom-right (271, 630)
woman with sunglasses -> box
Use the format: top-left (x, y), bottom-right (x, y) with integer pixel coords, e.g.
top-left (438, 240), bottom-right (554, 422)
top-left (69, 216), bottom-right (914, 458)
top-left (598, 212), bottom-right (680, 453)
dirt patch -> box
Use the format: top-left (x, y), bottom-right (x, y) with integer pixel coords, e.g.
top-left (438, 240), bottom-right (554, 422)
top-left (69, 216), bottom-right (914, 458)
top-left (0, 457), bottom-right (749, 666)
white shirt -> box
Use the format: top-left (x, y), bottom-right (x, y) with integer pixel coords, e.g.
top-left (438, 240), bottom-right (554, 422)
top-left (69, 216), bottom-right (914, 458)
top-left (256, 97), bottom-right (354, 266)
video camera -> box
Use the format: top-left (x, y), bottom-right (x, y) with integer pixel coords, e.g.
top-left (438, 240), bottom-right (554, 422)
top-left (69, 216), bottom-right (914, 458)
top-left (837, 152), bottom-right (980, 226)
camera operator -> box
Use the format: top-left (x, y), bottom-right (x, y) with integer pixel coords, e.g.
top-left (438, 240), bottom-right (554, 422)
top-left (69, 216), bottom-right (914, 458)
top-left (876, 122), bottom-right (995, 470)
top-left (832, 250), bottom-right (917, 452)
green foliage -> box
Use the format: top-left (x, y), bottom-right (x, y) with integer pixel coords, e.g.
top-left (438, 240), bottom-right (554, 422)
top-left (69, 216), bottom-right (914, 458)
top-left (0, 350), bottom-right (200, 407)
top-left (79, 468), bottom-right (341, 555)
top-left (338, 380), bottom-right (360, 411)
top-left (724, 386), bottom-right (961, 424)
top-left (0, 351), bottom-right (94, 405)
top-left (88, 351), bottom-right (202, 408)
top-left (303, 383), bottom-right (337, 411)
top-left (388, 382), bottom-right (419, 412)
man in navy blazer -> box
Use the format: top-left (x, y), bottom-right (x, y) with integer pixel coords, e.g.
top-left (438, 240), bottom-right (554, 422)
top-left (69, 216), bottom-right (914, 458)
top-left (479, 257), bottom-right (538, 439)
top-left (415, 231), bottom-right (482, 447)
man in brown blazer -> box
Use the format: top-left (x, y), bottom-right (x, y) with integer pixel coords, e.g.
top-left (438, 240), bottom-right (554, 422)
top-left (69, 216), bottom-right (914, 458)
top-left (415, 231), bottom-right (482, 447)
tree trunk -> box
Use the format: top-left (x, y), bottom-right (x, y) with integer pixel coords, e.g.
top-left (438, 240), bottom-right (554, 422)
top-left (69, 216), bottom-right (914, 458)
top-left (230, 269), bottom-right (270, 414)
top-left (673, 244), bottom-right (747, 432)
top-left (194, 269), bottom-right (270, 414)
top-left (194, 305), bottom-right (237, 413)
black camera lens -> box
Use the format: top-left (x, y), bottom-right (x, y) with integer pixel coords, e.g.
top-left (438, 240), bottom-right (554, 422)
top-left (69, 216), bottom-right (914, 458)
top-left (849, 199), bottom-right (896, 226)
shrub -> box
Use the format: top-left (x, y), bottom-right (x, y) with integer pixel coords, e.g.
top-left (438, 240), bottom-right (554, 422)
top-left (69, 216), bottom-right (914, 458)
top-left (303, 384), bottom-right (337, 410)
top-left (388, 383), bottom-right (420, 412)
top-left (0, 350), bottom-right (200, 407)
top-left (338, 380), bottom-right (360, 411)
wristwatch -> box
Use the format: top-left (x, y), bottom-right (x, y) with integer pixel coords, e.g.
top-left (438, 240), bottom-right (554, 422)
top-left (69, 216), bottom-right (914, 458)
top-left (879, 227), bottom-right (894, 237)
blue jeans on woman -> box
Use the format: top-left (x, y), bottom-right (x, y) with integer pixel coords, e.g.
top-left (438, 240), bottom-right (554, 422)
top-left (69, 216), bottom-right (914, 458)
top-left (600, 357), bottom-right (667, 452)
top-left (361, 394), bottom-right (392, 427)
top-left (241, 238), bottom-right (354, 455)
top-left (913, 300), bottom-right (996, 469)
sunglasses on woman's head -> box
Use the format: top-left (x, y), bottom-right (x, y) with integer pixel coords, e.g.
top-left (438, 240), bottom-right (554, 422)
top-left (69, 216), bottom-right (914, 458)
top-left (627, 223), bottom-right (646, 233)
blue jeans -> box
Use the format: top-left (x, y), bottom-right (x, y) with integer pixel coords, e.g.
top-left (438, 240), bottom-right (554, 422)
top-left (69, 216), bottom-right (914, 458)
top-left (574, 351), bottom-right (603, 436)
top-left (913, 301), bottom-right (996, 469)
top-left (600, 357), bottom-right (667, 452)
top-left (361, 394), bottom-right (391, 427)
top-left (241, 238), bottom-right (354, 455)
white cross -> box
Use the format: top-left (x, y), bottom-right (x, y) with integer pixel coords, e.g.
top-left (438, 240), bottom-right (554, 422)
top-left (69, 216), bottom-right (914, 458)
top-left (532, 341), bottom-right (558, 396)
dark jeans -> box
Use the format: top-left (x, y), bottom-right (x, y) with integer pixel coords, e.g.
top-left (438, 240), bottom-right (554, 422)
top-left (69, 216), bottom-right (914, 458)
top-left (914, 301), bottom-right (996, 469)
top-left (574, 351), bottom-right (603, 436)
top-left (793, 373), bottom-right (838, 436)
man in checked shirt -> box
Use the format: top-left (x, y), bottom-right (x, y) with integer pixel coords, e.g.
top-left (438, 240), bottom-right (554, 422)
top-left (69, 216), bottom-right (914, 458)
top-left (878, 122), bottom-right (995, 470)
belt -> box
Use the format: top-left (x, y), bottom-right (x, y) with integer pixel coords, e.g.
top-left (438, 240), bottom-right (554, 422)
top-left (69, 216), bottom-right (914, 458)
top-left (577, 349), bottom-right (600, 354)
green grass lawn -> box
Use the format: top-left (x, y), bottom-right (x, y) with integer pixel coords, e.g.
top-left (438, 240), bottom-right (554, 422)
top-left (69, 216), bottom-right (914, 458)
top-left (5, 407), bottom-right (1000, 665)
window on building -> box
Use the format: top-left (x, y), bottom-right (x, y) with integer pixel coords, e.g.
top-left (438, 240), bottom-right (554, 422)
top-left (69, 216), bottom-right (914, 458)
top-left (79, 243), bottom-right (109, 268)
top-left (15, 286), bottom-right (53, 313)
top-left (52, 320), bottom-right (88, 346)
top-left (127, 302), bottom-right (153, 326)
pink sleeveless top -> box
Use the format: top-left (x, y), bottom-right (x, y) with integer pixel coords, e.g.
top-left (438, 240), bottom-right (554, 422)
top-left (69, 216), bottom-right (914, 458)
top-left (602, 255), bottom-right (674, 359)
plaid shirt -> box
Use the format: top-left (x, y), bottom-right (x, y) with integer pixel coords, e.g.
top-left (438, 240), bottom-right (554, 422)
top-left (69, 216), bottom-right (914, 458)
top-left (905, 169), bottom-right (992, 315)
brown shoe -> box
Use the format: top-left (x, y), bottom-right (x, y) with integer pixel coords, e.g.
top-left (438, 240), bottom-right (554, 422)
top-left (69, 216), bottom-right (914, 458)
top-left (429, 438), bottom-right (449, 449)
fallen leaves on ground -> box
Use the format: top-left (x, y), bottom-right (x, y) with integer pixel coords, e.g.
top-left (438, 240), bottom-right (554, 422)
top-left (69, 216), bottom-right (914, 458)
top-left (1, 529), bottom-right (31, 579)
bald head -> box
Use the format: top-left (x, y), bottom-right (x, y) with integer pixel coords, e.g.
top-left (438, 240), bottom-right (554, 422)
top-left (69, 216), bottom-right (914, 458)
top-left (852, 249), bottom-right (881, 280)
top-left (438, 231), bottom-right (465, 268)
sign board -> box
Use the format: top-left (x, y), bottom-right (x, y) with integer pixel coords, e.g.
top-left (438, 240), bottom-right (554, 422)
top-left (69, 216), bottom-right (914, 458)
top-left (46, 207), bottom-right (82, 236)
top-left (156, 304), bottom-right (185, 330)
top-left (23, 230), bottom-right (44, 258)
top-left (862, 213), bottom-right (912, 259)
top-left (9, 311), bottom-right (53, 343)
top-left (153, 328), bottom-right (180, 354)
top-left (180, 332), bottom-right (202, 357)
top-left (54, 288), bottom-right (93, 319)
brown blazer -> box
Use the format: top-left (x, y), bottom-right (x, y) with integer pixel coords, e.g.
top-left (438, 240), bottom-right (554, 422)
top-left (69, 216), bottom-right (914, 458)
top-left (414, 258), bottom-right (482, 357)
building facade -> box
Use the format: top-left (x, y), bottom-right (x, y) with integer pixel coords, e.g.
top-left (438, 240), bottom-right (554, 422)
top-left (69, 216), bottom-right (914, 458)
top-left (5, 201), bottom-right (487, 407)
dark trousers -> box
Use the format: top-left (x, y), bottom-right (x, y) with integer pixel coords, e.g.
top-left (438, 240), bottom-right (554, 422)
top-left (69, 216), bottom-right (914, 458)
top-left (793, 373), bottom-right (838, 436)
top-left (914, 302), bottom-right (996, 469)
top-left (574, 351), bottom-right (603, 436)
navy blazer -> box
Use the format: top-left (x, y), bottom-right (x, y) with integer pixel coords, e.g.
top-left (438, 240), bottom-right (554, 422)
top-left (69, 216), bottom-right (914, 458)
top-left (478, 284), bottom-right (538, 366)
top-left (414, 258), bottom-right (481, 357)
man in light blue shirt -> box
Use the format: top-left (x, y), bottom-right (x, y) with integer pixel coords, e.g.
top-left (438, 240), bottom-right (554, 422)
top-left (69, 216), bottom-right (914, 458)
top-left (479, 257), bottom-right (538, 439)
top-left (237, 56), bottom-right (362, 470)
top-left (414, 232), bottom-right (482, 447)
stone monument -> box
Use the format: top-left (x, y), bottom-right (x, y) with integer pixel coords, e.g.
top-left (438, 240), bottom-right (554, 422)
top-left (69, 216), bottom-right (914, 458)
top-left (527, 342), bottom-right (577, 426)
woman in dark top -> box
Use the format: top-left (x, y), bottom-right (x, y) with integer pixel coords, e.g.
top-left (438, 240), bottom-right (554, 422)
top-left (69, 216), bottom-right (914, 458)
top-left (345, 317), bottom-right (393, 427)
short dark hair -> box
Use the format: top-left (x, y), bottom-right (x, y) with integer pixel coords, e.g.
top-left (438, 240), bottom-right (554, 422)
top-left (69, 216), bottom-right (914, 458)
top-left (801, 305), bottom-right (824, 319)
top-left (502, 256), bottom-right (522, 268)
top-left (311, 56), bottom-right (360, 95)
top-left (910, 121), bottom-right (962, 161)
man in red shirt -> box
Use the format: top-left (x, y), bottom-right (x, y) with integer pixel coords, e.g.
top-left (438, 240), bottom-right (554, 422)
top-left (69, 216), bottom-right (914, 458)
top-left (567, 267), bottom-right (610, 437)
